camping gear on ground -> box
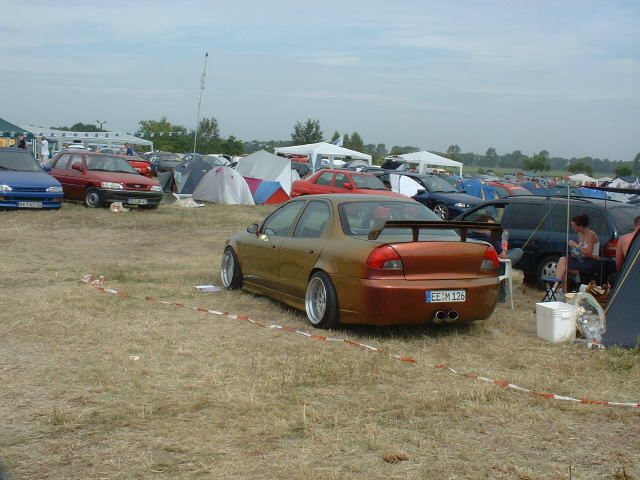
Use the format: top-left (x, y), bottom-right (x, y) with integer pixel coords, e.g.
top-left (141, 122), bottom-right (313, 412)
top-left (573, 293), bottom-right (606, 346)
top-left (192, 166), bottom-right (255, 205)
top-left (535, 301), bottom-right (576, 342)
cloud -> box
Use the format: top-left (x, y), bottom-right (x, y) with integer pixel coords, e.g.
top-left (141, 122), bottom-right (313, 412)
top-left (302, 54), bottom-right (360, 66)
top-left (282, 90), bottom-right (465, 113)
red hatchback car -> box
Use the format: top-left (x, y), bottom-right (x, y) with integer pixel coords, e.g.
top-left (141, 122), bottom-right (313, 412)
top-left (485, 181), bottom-right (532, 198)
top-left (291, 169), bottom-right (407, 199)
top-left (49, 152), bottom-right (163, 208)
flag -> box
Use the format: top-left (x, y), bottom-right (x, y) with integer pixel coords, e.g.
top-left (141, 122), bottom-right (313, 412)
top-left (332, 135), bottom-right (343, 147)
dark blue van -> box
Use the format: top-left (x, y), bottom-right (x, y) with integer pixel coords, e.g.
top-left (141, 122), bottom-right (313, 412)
top-left (456, 196), bottom-right (640, 285)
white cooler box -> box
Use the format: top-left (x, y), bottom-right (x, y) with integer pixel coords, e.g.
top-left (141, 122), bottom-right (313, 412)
top-left (535, 302), bottom-right (576, 343)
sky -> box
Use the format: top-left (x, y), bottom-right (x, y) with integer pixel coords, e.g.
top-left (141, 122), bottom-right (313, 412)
top-left (2, 0), bottom-right (639, 160)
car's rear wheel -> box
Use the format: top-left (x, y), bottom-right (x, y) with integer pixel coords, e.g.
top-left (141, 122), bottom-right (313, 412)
top-left (536, 255), bottom-right (560, 287)
top-left (220, 248), bottom-right (242, 290)
top-left (84, 188), bottom-right (102, 208)
top-left (433, 202), bottom-right (449, 220)
top-left (305, 271), bottom-right (340, 329)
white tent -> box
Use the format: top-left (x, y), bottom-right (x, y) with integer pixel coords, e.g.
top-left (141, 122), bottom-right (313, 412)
top-left (389, 173), bottom-right (423, 197)
top-left (274, 142), bottom-right (372, 172)
top-left (398, 151), bottom-right (463, 177)
top-left (568, 173), bottom-right (597, 185)
top-left (193, 166), bottom-right (255, 205)
top-left (19, 124), bottom-right (153, 151)
top-left (235, 150), bottom-right (294, 194)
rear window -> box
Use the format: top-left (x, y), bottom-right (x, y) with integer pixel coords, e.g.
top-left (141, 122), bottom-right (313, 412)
top-left (609, 205), bottom-right (640, 235)
top-left (339, 201), bottom-right (457, 241)
top-left (351, 174), bottom-right (386, 190)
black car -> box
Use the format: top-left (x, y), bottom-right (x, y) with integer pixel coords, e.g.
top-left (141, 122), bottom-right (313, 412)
top-left (455, 196), bottom-right (640, 285)
top-left (392, 172), bottom-right (483, 219)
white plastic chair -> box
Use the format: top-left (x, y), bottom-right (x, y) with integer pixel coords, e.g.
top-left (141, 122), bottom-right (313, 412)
top-left (498, 258), bottom-right (514, 309)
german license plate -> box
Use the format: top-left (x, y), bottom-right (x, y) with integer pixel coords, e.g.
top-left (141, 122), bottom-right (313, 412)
top-left (128, 198), bottom-right (147, 205)
top-left (426, 290), bottom-right (466, 303)
top-left (18, 201), bottom-right (43, 208)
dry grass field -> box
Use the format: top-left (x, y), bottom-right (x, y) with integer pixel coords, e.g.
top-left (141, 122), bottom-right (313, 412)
top-left (1, 202), bottom-right (639, 480)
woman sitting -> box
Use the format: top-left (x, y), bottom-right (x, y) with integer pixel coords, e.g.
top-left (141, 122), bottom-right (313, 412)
top-left (555, 214), bottom-right (600, 292)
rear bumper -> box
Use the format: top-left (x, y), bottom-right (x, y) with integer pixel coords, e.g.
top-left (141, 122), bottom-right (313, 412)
top-left (98, 189), bottom-right (163, 206)
top-left (331, 275), bottom-right (499, 326)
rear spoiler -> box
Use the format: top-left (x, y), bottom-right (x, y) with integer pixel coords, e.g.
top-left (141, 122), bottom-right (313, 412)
top-left (368, 220), bottom-right (503, 242)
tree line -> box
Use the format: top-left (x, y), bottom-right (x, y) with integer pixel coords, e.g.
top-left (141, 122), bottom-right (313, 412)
top-left (52, 117), bottom-right (639, 176)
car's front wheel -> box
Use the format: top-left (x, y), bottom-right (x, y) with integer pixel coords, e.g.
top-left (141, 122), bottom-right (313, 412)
top-left (305, 271), bottom-right (340, 329)
top-left (433, 202), bottom-right (449, 220)
top-left (84, 188), bottom-right (102, 208)
top-left (220, 247), bottom-right (243, 290)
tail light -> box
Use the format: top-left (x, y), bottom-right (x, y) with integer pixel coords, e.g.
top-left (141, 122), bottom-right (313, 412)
top-left (604, 239), bottom-right (617, 257)
top-left (481, 246), bottom-right (500, 270)
top-left (366, 245), bottom-right (403, 271)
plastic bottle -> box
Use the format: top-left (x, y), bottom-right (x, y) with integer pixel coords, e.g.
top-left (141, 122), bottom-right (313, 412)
top-left (501, 229), bottom-right (509, 252)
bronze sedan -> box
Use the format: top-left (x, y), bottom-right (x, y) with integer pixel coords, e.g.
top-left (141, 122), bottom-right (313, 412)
top-left (221, 194), bottom-right (501, 328)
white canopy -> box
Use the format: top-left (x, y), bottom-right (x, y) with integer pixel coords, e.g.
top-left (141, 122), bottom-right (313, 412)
top-left (398, 151), bottom-right (463, 177)
top-left (235, 150), bottom-right (294, 194)
top-left (19, 124), bottom-right (153, 150)
top-left (568, 173), bottom-right (597, 184)
top-left (274, 142), bottom-right (371, 172)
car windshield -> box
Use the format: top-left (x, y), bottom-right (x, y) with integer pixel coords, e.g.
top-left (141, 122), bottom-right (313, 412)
top-left (0, 151), bottom-right (42, 172)
top-left (351, 174), bottom-right (386, 190)
top-left (86, 155), bottom-right (138, 173)
top-left (339, 201), bottom-right (459, 241)
top-left (421, 176), bottom-right (458, 193)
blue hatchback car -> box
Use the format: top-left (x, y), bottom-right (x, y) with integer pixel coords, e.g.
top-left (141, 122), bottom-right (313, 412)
top-left (0, 148), bottom-right (63, 209)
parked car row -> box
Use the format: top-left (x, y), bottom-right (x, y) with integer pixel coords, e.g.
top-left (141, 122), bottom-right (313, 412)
top-left (0, 148), bottom-right (162, 210)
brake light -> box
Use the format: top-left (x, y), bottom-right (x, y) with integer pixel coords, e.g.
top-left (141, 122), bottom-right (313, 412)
top-left (604, 239), bottom-right (617, 257)
top-left (481, 246), bottom-right (500, 270)
top-left (366, 245), bottom-right (403, 270)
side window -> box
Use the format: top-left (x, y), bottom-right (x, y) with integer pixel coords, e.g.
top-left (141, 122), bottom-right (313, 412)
top-left (315, 172), bottom-right (334, 186)
top-left (334, 173), bottom-right (347, 188)
top-left (53, 154), bottom-right (71, 170)
top-left (505, 203), bottom-right (548, 229)
top-left (69, 155), bottom-right (84, 170)
top-left (550, 206), bottom-right (610, 237)
top-left (293, 202), bottom-right (331, 238)
top-left (262, 201), bottom-right (305, 237)
top-left (463, 203), bottom-right (507, 222)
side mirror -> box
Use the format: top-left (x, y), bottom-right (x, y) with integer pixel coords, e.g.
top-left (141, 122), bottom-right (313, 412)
top-left (416, 188), bottom-right (426, 195)
top-left (247, 223), bottom-right (258, 234)
top-left (343, 182), bottom-right (353, 189)
top-left (43, 165), bottom-right (52, 172)
top-left (72, 163), bottom-right (84, 172)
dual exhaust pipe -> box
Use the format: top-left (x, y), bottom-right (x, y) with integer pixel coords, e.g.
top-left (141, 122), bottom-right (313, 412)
top-left (433, 310), bottom-right (459, 323)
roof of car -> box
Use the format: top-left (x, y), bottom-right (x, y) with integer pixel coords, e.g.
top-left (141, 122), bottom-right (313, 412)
top-left (315, 168), bottom-right (375, 175)
top-left (291, 193), bottom-right (411, 203)
top-left (480, 195), bottom-right (627, 207)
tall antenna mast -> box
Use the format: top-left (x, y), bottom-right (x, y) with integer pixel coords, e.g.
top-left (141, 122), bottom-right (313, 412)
top-left (193, 51), bottom-right (208, 153)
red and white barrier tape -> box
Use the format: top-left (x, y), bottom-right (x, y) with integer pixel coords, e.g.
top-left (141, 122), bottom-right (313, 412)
top-left (81, 274), bottom-right (639, 409)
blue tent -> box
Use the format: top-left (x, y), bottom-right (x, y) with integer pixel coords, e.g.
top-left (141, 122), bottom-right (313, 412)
top-left (253, 180), bottom-right (286, 204)
top-left (461, 179), bottom-right (498, 201)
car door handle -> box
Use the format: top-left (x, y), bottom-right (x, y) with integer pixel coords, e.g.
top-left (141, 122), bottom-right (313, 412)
top-left (308, 249), bottom-right (314, 254)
